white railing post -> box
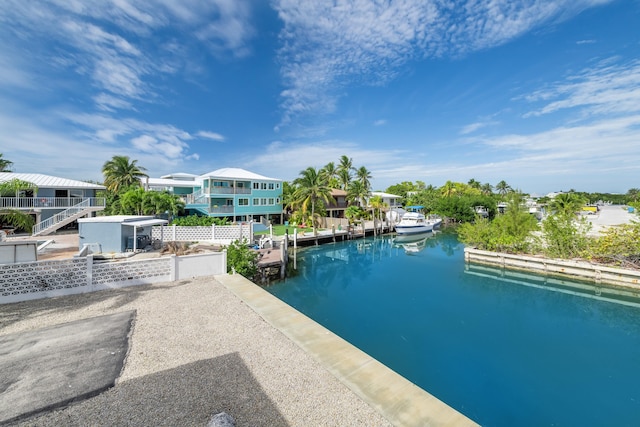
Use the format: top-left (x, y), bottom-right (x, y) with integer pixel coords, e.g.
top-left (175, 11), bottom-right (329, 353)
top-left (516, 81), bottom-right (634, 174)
top-left (170, 254), bottom-right (177, 281)
top-left (222, 249), bottom-right (227, 274)
top-left (87, 254), bottom-right (94, 289)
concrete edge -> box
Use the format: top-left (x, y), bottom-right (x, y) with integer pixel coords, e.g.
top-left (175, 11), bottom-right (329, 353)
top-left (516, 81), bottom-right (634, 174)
top-left (215, 273), bottom-right (478, 427)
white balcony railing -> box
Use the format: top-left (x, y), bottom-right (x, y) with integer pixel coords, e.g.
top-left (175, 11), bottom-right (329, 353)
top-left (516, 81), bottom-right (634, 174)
top-left (0, 197), bottom-right (106, 210)
top-left (206, 187), bottom-right (252, 195)
top-left (210, 206), bottom-right (234, 214)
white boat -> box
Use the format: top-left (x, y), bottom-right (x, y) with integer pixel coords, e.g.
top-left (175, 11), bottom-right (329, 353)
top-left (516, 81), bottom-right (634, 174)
top-left (395, 207), bottom-right (435, 235)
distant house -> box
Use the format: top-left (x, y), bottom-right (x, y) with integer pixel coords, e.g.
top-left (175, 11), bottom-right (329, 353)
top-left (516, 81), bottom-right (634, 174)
top-left (0, 173), bottom-right (105, 236)
top-left (143, 172), bottom-right (200, 197)
top-left (370, 191), bottom-right (402, 209)
top-left (325, 189), bottom-right (349, 218)
top-left (144, 168), bottom-right (283, 224)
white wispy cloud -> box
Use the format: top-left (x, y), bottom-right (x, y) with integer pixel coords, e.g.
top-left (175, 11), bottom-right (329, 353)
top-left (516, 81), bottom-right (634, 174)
top-left (0, 103), bottom-right (208, 180)
top-left (460, 120), bottom-right (500, 135)
top-left (59, 111), bottom-right (201, 165)
top-left (197, 131), bottom-right (226, 141)
top-left (0, 0), bottom-right (257, 111)
top-left (274, 0), bottom-right (613, 126)
top-left (373, 119), bottom-right (387, 126)
top-left (523, 59), bottom-right (640, 118)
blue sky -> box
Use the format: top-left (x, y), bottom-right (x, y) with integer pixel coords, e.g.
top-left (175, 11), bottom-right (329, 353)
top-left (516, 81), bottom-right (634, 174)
top-left (1, 0), bottom-right (639, 194)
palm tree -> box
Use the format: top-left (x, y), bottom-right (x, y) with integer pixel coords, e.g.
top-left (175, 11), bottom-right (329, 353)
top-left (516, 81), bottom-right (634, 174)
top-left (467, 178), bottom-right (481, 190)
top-left (0, 179), bottom-right (37, 233)
top-left (481, 183), bottom-right (493, 195)
top-left (320, 162), bottom-right (340, 188)
top-left (627, 188), bottom-right (640, 203)
top-left (440, 180), bottom-right (457, 198)
top-left (495, 180), bottom-right (512, 196)
top-left (369, 195), bottom-right (387, 236)
top-left (102, 155), bottom-right (148, 193)
top-left (355, 166), bottom-right (372, 192)
top-left (0, 153), bottom-right (13, 172)
top-left (337, 168), bottom-right (352, 190)
top-left (347, 180), bottom-right (369, 207)
top-left (337, 155), bottom-right (354, 190)
top-left (338, 155), bottom-right (354, 174)
top-left (550, 193), bottom-right (586, 217)
top-left (292, 167), bottom-right (335, 237)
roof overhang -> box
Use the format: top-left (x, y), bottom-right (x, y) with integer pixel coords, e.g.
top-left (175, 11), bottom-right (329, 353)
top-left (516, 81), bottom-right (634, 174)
top-left (121, 219), bottom-right (168, 227)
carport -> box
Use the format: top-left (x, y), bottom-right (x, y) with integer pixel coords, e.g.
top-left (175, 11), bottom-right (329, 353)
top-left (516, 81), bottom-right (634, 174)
top-left (78, 216), bottom-right (168, 254)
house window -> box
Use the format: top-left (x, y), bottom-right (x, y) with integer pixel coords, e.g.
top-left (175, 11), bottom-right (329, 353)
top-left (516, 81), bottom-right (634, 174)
top-left (276, 198), bottom-right (280, 204)
top-left (261, 198), bottom-right (267, 205)
top-left (268, 183), bottom-right (274, 190)
top-left (239, 198), bottom-right (249, 206)
top-left (276, 183), bottom-right (280, 189)
top-left (268, 198), bottom-right (274, 205)
top-left (253, 198), bottom-right (260, 205)
top-left (226, 200), bottom-right (233, 206)
top-left (253, 182), bottom-right (259, 189)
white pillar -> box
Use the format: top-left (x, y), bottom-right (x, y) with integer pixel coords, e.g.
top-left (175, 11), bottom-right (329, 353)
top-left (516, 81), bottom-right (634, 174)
top-left (86, 254), bottom-right (93, 289)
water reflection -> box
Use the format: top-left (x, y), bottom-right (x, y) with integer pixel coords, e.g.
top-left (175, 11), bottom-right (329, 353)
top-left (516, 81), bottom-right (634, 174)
top-left (392, 231), bottom-right (436, 254)
top-left (464, 262), bottom-right (640, 308)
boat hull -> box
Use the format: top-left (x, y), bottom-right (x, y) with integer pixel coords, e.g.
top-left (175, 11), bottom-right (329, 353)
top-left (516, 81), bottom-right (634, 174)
top-left (395, 224), bottom-right (434, 235)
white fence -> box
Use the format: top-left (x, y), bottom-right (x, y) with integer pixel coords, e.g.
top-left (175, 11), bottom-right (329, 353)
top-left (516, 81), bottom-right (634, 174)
top-left (1, 251), bottom-right (227, 304)
top-left (152, 223), bottom-right (254, 244)
top-left (464, 248), bottom-right (640, 288)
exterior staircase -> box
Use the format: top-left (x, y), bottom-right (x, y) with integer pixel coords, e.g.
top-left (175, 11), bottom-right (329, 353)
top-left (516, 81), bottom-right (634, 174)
top-left (32, 198), bottom-right (104, 236)
top-left (184, 189), bottom-right (210, 215)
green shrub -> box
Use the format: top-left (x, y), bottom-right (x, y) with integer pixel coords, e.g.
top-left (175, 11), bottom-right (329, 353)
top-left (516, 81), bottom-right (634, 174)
top-left (457, 194), bottom-right (538, 253)
top-left (171, 215), bottom-right (230, 226)
top-left (584, 221), bottom-right (640, 267)
top-left (542, 214), bottom-right (591, 259)
top-left (225, 239), bottom-right (258, 279)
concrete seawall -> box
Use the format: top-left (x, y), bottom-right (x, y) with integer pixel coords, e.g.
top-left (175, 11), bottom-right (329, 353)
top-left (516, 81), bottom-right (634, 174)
top-left (464, 247), bottom-right (640, 291)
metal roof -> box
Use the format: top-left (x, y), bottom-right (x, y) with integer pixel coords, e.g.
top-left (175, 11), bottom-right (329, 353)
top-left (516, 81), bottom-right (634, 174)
top-left (159, 172), bottom-right (199, 180)
top-left (145, 177), bottom-right (202, 188)
top-left (199, 168), bottom-right (280, 181)
top-left (371, 191), bottom-right (402, 199)
top-left (0, 173), bottom-right (105, 189)
top-left (78, 215), bottom-right (167, 227)
top-left (121, 218), bottom-right (168, 227)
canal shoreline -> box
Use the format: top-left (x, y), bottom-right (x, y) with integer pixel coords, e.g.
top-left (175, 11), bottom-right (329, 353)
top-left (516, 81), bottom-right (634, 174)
top-left (464, 247), bottom-right (640, 294)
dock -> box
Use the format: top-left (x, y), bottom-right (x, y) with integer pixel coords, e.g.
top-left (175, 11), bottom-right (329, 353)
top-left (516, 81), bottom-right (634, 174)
top-left (254, 223), bottom-right (393, 283)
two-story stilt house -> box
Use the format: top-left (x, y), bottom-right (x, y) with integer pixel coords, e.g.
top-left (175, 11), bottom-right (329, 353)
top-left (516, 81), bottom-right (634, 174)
top-left (0, 173), bottom-right (106, 236)
top-left (144, 168), bottom-right (283, 224)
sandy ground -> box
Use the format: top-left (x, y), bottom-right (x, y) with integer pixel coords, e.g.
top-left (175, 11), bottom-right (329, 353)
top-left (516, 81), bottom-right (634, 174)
top-left (584, 204), bottom-right (637, 236)
top-left (0, 277), bottom-right (392, 426)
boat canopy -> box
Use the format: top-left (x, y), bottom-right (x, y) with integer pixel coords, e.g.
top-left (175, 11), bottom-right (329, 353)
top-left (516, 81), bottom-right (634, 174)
top-left (406, 205), bottom-right (424, 211)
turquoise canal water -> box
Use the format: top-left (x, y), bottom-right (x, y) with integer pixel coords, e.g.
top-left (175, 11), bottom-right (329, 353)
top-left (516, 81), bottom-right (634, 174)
top-left (267, 231), bottom-right (640, 427)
